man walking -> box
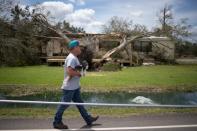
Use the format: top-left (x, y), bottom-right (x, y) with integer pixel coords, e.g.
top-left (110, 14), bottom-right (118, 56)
top-left (53, 40), bottom-right (99, 129)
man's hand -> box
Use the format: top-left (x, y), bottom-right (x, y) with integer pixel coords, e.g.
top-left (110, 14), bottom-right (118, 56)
top-left (67, 67), bottom-right (81, 77)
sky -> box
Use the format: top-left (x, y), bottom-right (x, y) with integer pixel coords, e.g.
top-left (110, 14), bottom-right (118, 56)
top-left (19, 0), bottom-right (197, 42)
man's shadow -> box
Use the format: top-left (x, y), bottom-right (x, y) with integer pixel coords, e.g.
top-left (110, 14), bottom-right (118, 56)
top-left (55, 124), bottom-right (102, 131)
top-left (80, 123), bottom-right (102, 130)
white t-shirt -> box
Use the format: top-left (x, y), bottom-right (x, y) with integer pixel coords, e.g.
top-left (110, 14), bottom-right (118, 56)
top-left (61, 53), bottom-right (80, 90)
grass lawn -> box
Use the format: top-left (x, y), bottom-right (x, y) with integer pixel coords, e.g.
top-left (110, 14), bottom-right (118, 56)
top-left (0, 65), bottom-right (197, 118)
top-left (0, 65), bottom-right (197, 92)
top-left (1, 107), bottom-right (197, 118)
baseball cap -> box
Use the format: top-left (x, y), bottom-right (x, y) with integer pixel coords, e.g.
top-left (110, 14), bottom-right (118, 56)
top-left (68, 40), bottom-right (79, 49)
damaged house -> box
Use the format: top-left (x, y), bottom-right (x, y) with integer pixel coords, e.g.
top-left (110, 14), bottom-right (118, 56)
top-left (41, 33), bottom-right (175, 66)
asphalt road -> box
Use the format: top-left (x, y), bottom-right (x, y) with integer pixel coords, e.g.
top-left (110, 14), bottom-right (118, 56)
top-left (0, 113), bottom-right (197, 131)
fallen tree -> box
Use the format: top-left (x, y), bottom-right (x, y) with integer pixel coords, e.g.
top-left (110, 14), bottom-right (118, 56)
top-left (2, 5), bottom-right (172, 67)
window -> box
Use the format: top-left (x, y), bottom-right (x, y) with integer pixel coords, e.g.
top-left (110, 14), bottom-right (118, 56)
top-left (133, 41), bottom-right (152, 53)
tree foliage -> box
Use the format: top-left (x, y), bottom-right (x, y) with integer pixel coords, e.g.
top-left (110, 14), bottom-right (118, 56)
top-left (103, 16), bottom-right (148, 36)
top-left (153, 4), bottom-right (195, 57)
top-left (0, 3), bottom-right (85, 66)
top-left (0, 5), bottom-right (41, 66)
top-left (154, 4), bottom-right (191, 40)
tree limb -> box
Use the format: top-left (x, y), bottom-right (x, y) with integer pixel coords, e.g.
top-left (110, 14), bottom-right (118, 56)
top-left (32, 13), bottom-right (70, 43)
top-left (99, 34), bottom-right (145, 63)
top-left (33, 35), bottom-right (64, 40)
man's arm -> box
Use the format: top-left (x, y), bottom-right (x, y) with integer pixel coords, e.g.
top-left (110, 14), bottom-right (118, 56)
top-left (67, 66), bottom-right (81, 77)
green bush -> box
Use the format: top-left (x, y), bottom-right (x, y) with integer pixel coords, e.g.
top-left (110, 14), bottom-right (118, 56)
top-left (101, 62), bottom-right (121, 71)
top-left (0, 38), bottom-right (41, 66)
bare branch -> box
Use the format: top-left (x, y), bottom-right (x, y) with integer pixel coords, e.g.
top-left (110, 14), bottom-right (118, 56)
top-left (32, 13), bottom-right (70, 43)
top-left (33, 35), bottom-right (64, 40)
top-left (99, 34), bottom-right (146, 63)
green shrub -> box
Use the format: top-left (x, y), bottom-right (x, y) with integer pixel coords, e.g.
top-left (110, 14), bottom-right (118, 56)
top-left (101, 62), bottom-right (121, 71)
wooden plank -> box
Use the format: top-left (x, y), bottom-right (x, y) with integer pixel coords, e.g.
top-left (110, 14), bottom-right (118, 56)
top-left (47, 59), bottom-right (64, 62)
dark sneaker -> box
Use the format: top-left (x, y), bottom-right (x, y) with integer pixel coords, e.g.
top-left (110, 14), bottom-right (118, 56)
top-left (53, 122), bottom-right (68, 129)
top-left (87, 115), bottom-right (99, 125)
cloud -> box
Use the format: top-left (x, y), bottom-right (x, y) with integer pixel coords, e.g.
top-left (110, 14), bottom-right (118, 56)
top-left (68, 0), bottom-right (75, 2)
top-left (69, 0), bottom-right (85, 5)
top-left (85, 21), bottom-right (104, 33)
top-left (66, 9), bottom-right (104, 33)
top-left (129, 11), bottom-right (143, 17)
top-left (23, 0), bottom-right (196, 35)
top-left (33, 1), bottom-right (103, 33)
top-left (78, 0), bottom-right (85, 5)
top-left (191, 26), bottom-right (197, 35)
top-left (66, 9), bottom-right (95, 24)
top-left (40, 1), bottom-right (73, 13)
top-left (189, 26), bottom-right (197, 42)
top-left (36, 1), bottom-right (73, 23)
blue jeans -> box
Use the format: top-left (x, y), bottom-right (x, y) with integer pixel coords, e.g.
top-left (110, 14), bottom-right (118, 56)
top-left (53, 88), bottom-right (91, 125)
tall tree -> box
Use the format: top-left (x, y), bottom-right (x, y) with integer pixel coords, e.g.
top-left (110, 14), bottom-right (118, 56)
top-left (55, 20), bottom-right (85, 33)
top-left (103, 16), bottom-right (133, 35)
top-left (99, 16), bottom-right (149, 66)
top-left (0, 4), bottom-right (43, 66)
top-left (103, 16), bottom-right (147, 35)
top-left (159, 4), bottom-right (173, 35)
top-left (154, 4), bottom-right (191, 40)
top-left (154, 4), bottom-right (193, 57)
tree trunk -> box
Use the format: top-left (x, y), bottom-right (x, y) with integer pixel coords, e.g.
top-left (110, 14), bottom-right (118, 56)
top-left (99, 35), bottom-right (144, 63)
top-left (125, 43), bottom-right (133, 66)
